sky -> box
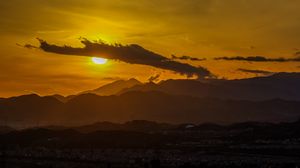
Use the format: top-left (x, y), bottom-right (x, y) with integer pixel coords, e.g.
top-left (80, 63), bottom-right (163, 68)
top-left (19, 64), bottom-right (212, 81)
top-left (0, 0), bottom-right (300, 97)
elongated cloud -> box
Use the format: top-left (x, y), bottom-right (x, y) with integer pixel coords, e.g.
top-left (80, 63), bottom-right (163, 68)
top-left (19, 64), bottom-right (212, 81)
top-left (16, 43), bottom-right (38, 49)
top-left (171, 55), bottom-right (206, 61)
top-left (37, 38), bottom-right (211, 79)
top-left (237, 68), bottom-right (274, 75)
top-left (215, 56), bottom-right (300, 62)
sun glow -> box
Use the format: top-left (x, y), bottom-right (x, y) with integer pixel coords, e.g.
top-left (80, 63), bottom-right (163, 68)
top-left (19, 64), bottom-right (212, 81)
top-left (92, 57), bottom-right (107, 64)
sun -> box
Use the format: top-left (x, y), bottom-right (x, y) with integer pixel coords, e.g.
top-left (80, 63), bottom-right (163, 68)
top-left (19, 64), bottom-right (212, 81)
top-left (92, 57), bottom-right (107, 64)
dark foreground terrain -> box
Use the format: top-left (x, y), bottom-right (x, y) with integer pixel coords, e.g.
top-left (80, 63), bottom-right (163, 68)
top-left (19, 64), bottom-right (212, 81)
top-left (1, 120), bottom-right (300, 168)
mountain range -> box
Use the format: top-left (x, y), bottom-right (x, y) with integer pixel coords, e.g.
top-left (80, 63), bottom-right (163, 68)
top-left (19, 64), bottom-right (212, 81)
top-left (118, 73), bottom-right (300, 101)
top-left (79, 78), bottom-right (142, 96)
top-left (1, 91), bottom-right (300, 127)
top-left (1, 72), bottom-right (300, 127)
top-left (50, 73), bottom-right (300, 102)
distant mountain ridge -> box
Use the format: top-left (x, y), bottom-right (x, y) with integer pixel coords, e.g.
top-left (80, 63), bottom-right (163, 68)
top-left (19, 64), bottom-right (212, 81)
top-left (1, 91), bottom-right (300, 127)
top-left (27, 72), bottom-right (300, 102)
top-left (118, 72), bottom-right (300, 101)
top-left (46, 78), bottom-right (142, 102)
top-left (1, 72), bottom-right (300, 127)
top-left (79, 78), bottom-right (142, 96)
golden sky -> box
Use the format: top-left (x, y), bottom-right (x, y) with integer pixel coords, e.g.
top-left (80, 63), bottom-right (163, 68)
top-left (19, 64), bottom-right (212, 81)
top-left (0, 0), bottom-right (300, 97)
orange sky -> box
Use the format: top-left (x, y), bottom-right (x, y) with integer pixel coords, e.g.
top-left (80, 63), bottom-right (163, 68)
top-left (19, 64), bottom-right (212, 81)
top-left (0, 0), bottom-right (300, 97)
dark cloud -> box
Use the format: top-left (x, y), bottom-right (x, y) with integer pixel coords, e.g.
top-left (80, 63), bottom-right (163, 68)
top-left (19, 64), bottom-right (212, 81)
top-left (295, 51), bottom-right (300, 57)
top-left (171, 54), bottom-right (206, 61)
top-left (237, 68), bottom-right (274, 75)
top-left (148, 74), bottom-right (160, 83)
top-left (16, 43), bottom-right (38, 49)
top-left (215, 56), bottom-right (300, 62)
top-left (36, 38), bottom-right (212, 79)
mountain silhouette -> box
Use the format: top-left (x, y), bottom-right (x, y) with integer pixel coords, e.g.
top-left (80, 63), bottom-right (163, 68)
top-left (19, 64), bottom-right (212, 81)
top-left (47, 94), bottom-right (76, 103)
top-left (0, 94), bottom-right (64, 127)
top-left (1, 91), bottom-right (300, 127)
top-left (118, 72), bottom-right (300, 101)
top-left (79, 78), bottom-right (142, 96)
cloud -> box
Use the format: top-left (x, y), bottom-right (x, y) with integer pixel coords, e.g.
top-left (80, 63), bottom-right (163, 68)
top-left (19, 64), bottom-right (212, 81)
top-left (36, 38), bottom-right (212, 79)
top-left (214, 56), bottom-right (300, 62)
top-left (237, 68), bottom-right (274, 75)
top-left (16, 43), bottom-right (38, 49)
top-left (171, 54), bottom-right (206, 61)
top-left (148, 74), bottom-right (160, 83)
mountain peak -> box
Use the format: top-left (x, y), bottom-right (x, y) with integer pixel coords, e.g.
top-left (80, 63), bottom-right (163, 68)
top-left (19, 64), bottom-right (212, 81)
top-left (118, 72), bottom-right (300, 101)
top-left (79, 78), bottom-right (142, 96)
top-left (9, 94), bottom-right (41, 101)
top-left (128, 78), bottom-right (140, 82)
